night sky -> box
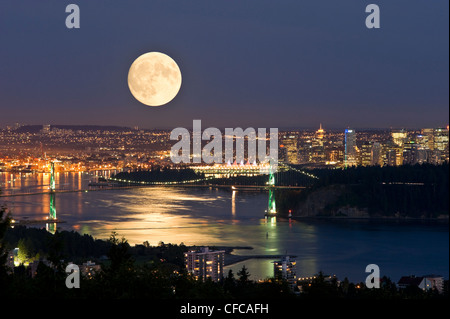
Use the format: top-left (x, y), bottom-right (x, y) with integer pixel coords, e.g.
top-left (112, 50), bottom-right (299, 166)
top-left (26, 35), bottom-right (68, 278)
top-left (0, 0), bottom-right (448, 130)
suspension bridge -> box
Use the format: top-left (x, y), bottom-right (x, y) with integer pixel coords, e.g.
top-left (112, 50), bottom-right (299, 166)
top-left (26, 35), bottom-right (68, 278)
top-left (0, 163), bottom-right (318, 198)
top-left (1, 162), bottom-right (319, 232)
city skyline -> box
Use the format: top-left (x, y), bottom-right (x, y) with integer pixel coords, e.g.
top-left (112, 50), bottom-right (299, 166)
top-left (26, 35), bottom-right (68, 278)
top-left (1, 123), bottom-right (448, 174)
top-left (1, 122), bottom-right (449, 132)
top-left (0, 1), bottom-right (448, 129)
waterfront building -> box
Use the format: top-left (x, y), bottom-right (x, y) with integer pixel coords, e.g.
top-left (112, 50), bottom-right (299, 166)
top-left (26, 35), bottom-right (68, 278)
top-left (273, 256), bottom-right (297, 290)
top-left (184, 247), bottom-right (225, 282)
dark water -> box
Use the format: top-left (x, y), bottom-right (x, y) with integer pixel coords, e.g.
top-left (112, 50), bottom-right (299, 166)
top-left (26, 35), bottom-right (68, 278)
top-left (1, 172), bottom-right (448, 282)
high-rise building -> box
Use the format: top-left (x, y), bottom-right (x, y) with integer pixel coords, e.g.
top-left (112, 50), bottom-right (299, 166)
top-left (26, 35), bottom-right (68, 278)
top-left (273, 256), bottom-right (297, 290)
top-left (420, 127), bottom-right (449, 164)
top-left (402, 141), bottom-right (416, 165)
top-left (383, 141), bottom-right (403, 166)
top-left (359, 141), bottom-right (372, 166)
top-left (278, 146), bottom-right (287, 164)
top-left (412, 134), bottom-right (430, 164)
top-left (326, 146), bottom-right (344, 165)
top-left (385, 147), bottom-right (397, 166)
top-left (311, 124), bottom-right (326, 162)
top-left (392, 129), bottom-right (408, 148)
top-left (344, 129), bottom-right (357, 167)
top-left (184, 247), bottom-right (225, 282)
top-left (371, 142), bottom-right (383, 166)
top-left (390, 129), bottom-right (409, 165)
top-left (415, 149), bottom-right (429, 164)
top-left (298, 140), bottom-right (312, 164)
top-left (416, 133), bottom-right (429, 150)
top-left (281, 134), bottom-right (299, 164)
top-left (395, 146), bottom-right (404, 166)
top-left (433, 128), bottom-right (447, 151)
top-left (421, 128), bottom-right (435, 150)
top-left (434, 128), bottom-right (449, 162)
top-left (315, 124), bottom-right (326, 147)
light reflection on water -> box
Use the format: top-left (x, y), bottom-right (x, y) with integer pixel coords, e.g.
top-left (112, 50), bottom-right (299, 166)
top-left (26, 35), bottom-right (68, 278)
top-left (1, 172), bottom-right (448, 282)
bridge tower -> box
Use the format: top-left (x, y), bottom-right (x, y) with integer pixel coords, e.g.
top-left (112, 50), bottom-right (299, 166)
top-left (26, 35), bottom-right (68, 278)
top-left (46, 162), bottom-right (57, 234)
top-left (49, 162), bottom-right (56, 192)
top-left (265, 167), bottom-right (277, 219)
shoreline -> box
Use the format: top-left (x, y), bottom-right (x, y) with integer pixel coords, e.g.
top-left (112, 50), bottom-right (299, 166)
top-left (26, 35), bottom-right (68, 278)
top-left (289, 216), bottom-right (449, 223)
top-left (210, 246), bottom-right (297, 267)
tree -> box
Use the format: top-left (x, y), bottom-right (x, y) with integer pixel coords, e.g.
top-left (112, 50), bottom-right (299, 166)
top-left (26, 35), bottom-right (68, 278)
top-left (301, 271), bottom-right (341, 299)
top-left (47, 231), bottom-right (66, 273)
top-left (223, 269), bottom-right (236, 293)
top-left (341, 277), bottom-right (350, 295)
top-left (106, 231), bottom-right (133, 274)
top-left (17, 238), bottom-right (30, 265)
top-left (237, 265), bottom-right (250, 284)
top-left (0, 205), bottom-right (11, 279)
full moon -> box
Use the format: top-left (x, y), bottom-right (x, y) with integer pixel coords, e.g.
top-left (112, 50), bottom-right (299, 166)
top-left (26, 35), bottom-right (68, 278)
top-left (127, 52), bottom-right (182, 107)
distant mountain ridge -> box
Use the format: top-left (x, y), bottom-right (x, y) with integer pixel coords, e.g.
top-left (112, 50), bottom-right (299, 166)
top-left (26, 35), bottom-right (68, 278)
top-left (12, 125), bottom-right (136, 133)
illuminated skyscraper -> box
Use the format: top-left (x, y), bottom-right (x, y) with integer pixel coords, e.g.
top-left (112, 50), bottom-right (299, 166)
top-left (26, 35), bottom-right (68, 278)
top-left (421, 128), bottom-right (435, 150)
top-left (281, 134), bottom-right (299, 164)
top-left (392, 129), bottom-right (408, 148)
top-left (344, 129), bottom-right (357, 167)
top-left (402, 141), bottom-right (417, 165)
top-left (298, 140), bottom-right (312, 164)
top-left (315, 124), bottom-right (326, 147)
top-left (434, 127), bottom-right (449, 152)
top-left (311, 124), bottom-right (326, 163)
top-left (327, 146), bottom-right (344, 165)
top-left (360, 141), bottom-right (372, 166)
top-left (420, 127), bottom-right (449, 164)
top-left (385, 147), bottom-right (397, 166)
top-left (371, 142), bottom-right (382, 166)
top-left (383, 142), bottom-right (403, 166)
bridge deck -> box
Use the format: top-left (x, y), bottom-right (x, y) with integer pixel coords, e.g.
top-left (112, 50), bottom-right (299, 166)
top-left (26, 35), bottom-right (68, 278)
top-left (0, 184), bottom-right (306, 197)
